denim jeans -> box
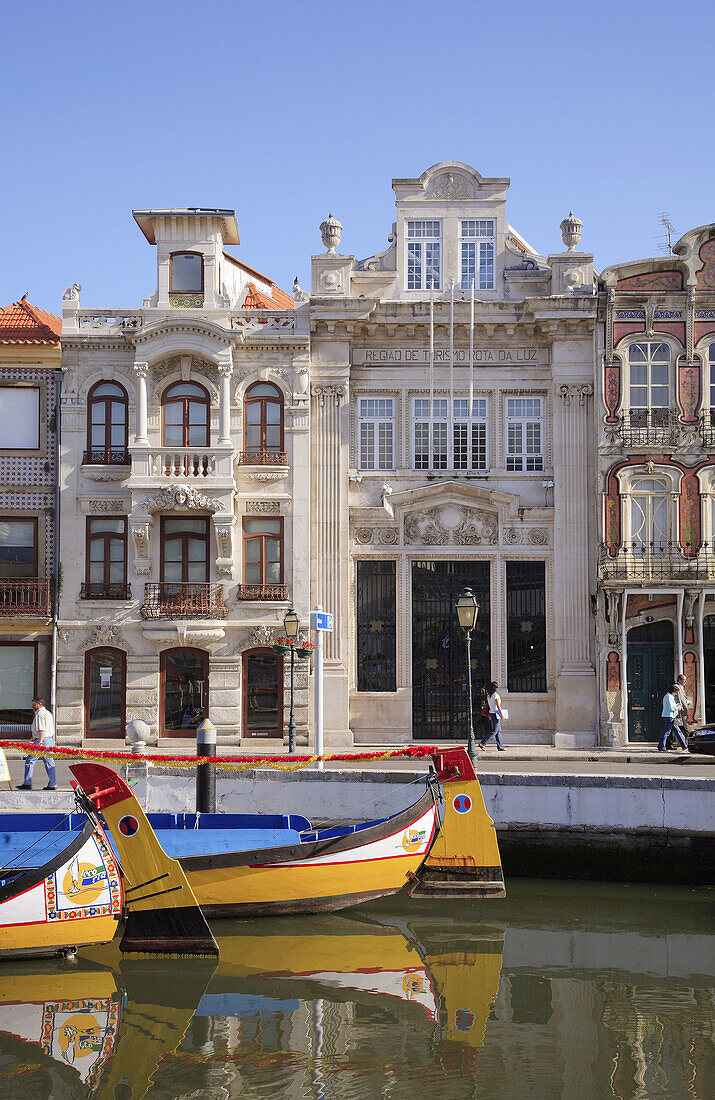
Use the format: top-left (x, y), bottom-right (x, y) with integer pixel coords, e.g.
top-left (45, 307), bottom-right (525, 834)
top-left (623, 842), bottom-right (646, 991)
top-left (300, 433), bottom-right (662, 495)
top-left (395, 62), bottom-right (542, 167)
top-left (23, 740), bottom-right (56, 786)
top-left (658, 717), bottom-right (687, 751)
top-left (481, 713), bottom-right (503, 749)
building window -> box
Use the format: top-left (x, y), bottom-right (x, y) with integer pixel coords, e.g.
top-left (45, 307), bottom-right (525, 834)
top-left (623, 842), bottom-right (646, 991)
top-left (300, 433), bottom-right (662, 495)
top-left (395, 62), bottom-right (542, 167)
top-left (413, 398), bottom-right (488, 471)
top-left (709, 345), bottom-right (715, 422)
top-left (86, 381), bottom-right (128, 462)
top-left (244, 382), bottom-right (284, 458)
top-left (83, 518), bottom-right (128, 599)
top-left (0, 518), bottom-right (37, 578)
top-left (506, 398), bottom-right (544, 472)
top-left (0, 642), bottom-right (35, 725)
top-left (162, 382), bottom-right (210, 448)
top-left (243, 648), bottom-right (283, 738)
top-left (406, 220), bottom-right (441, 290)
top-left (84, 647), bottom-right (126, 738)
top-left (628, 477), bottom-right (669, 554)
top-left (628, 342), bottom-right (670, 419)
top-left (161, 647), bottom-right (208, 736)
top-left (358, 398), bottom-right (394, 470)
top-left (0, 387), bottom-right (40, 450)
top-left (160, 517), bottom-right (209, 583)
top-left (460, 219), bottom-right (496, 290)
top-left (243, 517), bottom-right (283, 587)
top-left (357, 561), bottom-right (397, 692)
top-left (170, 252), bottom-right (203, 292)
top-left (506, 561), bottom-right (547, 693)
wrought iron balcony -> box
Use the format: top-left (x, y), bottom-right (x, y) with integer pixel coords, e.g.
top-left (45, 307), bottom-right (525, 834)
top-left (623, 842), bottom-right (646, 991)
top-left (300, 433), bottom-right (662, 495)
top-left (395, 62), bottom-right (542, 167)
top-left (140, 581), bottom-right (227, 620)
top-left (0, 579), bottom-right (52, 617)
top-left (699, 410), bottom-right (715, 448)
top-left (82, 449), bottom-right (131, 466)
top-left (616, 409), bottom-right (679, 447)
top-left (80, 581), bottom-right (132, 600)
top-left (237, 583), bottom-right (288, 601)
top-left (598, 542), bottom-right (714, 581)
top-left (237, 451), bottom-right (288, 466)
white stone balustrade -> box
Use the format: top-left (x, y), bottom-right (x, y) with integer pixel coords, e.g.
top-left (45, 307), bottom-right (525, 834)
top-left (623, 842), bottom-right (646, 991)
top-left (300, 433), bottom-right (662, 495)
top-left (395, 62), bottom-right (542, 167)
top-left (131, 447), bottom-right (234, 480)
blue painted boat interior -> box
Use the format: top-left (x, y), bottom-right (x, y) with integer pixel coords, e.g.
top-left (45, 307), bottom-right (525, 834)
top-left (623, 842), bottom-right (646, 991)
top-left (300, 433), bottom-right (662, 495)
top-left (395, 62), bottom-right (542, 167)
top-left (0, 805), bottom-right (406, 869)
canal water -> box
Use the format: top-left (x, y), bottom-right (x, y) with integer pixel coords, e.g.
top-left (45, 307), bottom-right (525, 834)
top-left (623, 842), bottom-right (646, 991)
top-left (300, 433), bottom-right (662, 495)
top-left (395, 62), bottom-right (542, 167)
top-left (0, 880), bottom-right (712, 1100)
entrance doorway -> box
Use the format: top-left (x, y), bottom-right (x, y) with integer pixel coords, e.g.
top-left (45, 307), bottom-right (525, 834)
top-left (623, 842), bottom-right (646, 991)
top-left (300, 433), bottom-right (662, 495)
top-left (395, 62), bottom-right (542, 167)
top-left (412, 560), bottom-right (490, 741)
top-left (626, 620), bottom-right (674, 741)
top-left (160, 647), bottom-right (208, 737)
top-left (243, 649), bottom-right (283, 738)
top-left (704, 615), bottom-right (715, 722)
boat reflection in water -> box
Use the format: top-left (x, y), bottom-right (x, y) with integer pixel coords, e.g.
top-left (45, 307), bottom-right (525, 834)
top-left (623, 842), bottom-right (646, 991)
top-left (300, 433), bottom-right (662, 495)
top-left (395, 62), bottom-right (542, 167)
top-left (0, 884), bottom-right (712, 1099)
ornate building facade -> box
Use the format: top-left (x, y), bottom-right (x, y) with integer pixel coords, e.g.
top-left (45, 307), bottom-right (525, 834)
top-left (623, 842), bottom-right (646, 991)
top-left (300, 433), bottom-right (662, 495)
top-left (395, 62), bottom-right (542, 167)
top-left (596, 223), bottom-right (715, 743)
top-left (310, 162), bottom-right (598, 747)
top-left (57, 209), bottom-right (311, 745)
top-left (0, 299), bottom-right (61, 732)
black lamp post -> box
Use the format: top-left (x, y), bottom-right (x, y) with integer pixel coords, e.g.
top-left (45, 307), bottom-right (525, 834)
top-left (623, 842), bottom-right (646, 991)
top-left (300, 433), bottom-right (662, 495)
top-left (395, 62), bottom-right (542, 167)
top-left (456, 587), bottom-right (480, 766)
top-left (283, 607), bottom-right (300, 753)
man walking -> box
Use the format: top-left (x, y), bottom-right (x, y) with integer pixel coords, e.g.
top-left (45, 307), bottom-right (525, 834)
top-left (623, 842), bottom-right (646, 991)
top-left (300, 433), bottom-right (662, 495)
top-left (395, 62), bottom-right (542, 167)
top-left (658, 685), bottom-right (688, 753)
top-left (18, 697), bottom-right (57, 790)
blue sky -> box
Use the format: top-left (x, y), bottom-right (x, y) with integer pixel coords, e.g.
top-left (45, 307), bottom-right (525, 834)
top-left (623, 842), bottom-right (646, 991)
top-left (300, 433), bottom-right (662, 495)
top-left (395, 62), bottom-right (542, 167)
top-left (1, 0), bottom-right (711, 312)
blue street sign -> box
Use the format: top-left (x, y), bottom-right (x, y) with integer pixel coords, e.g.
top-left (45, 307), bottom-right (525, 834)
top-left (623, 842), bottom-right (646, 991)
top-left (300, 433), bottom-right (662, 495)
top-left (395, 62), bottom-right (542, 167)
top-left (310, 610), bottom-right (333, 632)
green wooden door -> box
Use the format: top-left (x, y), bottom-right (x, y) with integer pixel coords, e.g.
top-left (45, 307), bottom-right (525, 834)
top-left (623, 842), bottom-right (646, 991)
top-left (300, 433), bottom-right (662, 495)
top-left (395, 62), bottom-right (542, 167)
top-left (627, 621), bottom-right (674, 742)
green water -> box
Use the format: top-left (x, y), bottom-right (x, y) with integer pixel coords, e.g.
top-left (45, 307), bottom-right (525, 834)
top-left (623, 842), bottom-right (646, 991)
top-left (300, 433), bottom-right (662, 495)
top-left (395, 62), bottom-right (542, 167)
top-left (0, 881), bottom-right (712, 1099)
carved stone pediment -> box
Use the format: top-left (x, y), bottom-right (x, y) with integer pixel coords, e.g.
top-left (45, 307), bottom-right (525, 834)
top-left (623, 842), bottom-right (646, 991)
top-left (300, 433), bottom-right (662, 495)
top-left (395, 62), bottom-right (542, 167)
top-left (404, 504), bottom-right (498, 546)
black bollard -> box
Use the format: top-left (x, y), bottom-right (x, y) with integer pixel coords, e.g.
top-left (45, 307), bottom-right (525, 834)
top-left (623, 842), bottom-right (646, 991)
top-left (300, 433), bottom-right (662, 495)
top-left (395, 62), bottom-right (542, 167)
top-left (196, 719), bottom-right (216, 813)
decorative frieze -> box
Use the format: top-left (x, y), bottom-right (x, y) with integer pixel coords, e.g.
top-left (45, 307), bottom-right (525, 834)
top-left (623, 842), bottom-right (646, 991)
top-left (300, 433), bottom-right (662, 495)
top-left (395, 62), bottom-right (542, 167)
top-left (404, 505), bottom-right (498, 546)
top-left (142, 486), bottom-right (224, 513)
top-left (245, 500), bottom-right (281, 513)
top-left (87, 499), bottom-right (126, 512)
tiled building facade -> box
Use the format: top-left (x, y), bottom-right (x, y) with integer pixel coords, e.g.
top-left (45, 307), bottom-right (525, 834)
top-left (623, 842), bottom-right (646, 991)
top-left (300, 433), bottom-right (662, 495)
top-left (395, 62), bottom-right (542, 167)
top-left (0, 299), bottom-right (61, 731)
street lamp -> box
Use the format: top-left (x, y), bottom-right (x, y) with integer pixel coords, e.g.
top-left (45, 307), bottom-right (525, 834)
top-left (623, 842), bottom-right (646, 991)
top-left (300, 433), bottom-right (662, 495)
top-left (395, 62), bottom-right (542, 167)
top-left (456, 587), bottom-right (480, 765)
top-left (283, 607), bottom-right (300, 753)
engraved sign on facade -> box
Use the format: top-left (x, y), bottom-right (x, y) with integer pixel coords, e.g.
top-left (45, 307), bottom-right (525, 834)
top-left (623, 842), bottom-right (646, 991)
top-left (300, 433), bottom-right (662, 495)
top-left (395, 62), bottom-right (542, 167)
top-left (353, 347), bottom-right (546, 366)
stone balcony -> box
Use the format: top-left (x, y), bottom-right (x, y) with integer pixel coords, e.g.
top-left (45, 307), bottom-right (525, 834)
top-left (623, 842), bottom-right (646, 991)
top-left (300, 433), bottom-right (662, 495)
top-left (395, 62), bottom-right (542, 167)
top-left (0, 579), bottom-right (53, 618)
top-left (598, 542), bottom-right (715, 583)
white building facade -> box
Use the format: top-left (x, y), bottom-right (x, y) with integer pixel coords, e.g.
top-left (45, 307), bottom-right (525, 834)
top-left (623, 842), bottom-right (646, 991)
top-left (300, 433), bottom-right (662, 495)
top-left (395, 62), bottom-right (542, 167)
top-left (57, 209), bottom-right (311, 746)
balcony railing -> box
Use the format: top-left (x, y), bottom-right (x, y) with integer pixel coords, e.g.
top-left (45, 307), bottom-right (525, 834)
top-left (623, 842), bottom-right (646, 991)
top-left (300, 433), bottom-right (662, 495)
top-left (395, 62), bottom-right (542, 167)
top-left (617, 409), bottom-right (679, 447)
top-left (131, 448), bottom-right (234, 480)
top-left (699, 410), bottom-right (715, 448)
top-left (82, 449), bottom-right (131, 466)
top-left (140, 582), bottom-right (227, 620)
top-left (0, 579), bottom-right (52, 617)
top-left (598, 542), bottom-right (714, 581)
top-left (237, 583), bottom-right (288, 601)
top-left (80, 581), bottom-right (132, 600)
top-left (237, 451), bottom-right (288, 466)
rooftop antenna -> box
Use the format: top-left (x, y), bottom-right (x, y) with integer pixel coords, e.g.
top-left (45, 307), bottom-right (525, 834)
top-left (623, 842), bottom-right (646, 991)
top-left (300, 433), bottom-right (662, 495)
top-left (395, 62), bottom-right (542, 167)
top-left (657, 212), bottom-right (675, 256)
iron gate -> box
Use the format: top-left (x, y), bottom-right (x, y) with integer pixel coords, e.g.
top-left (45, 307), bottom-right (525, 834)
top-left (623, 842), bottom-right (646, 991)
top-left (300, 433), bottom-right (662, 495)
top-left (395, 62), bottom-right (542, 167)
top-left (411, 560), bottom-right (490, 740)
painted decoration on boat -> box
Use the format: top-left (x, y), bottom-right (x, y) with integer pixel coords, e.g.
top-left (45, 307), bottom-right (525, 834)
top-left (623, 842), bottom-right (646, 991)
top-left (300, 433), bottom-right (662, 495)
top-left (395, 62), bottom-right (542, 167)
top-left (45, 833), bottom-right (121, 923)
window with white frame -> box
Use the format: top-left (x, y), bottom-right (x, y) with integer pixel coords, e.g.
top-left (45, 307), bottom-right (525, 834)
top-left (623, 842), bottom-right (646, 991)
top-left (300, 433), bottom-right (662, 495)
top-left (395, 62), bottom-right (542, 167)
top-left (413, 397), bottom-right (488, 471)
top-left (628, 342), bottom-right (670, 425)
top-left (358, 397), bottom-right (395, 471)
top-left (460, 220), bottom-right (496, 291)
top-left (628, 477), bottom-right (669, 555)
top-left (0, 388), bottom-right (40, 449)
top-left (406, 221), bottom-right (441, 291)
top-left (506, 397), bottom-right (544, 472)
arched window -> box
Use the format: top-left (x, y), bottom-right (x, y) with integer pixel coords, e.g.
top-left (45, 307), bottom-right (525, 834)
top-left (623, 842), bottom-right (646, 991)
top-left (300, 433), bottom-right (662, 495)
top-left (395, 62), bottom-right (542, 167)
top-left (162, 382), bottom-right (210, 447)
top-left (628, 342), bottom-right (670, 426)
top-left (84, 647), bottom-right (126, 738)
top-left (170, 252), bottom-right (203, 293)
top-left (243, 382), bottom-right (284, 460)
top-left (242, 648), bottom-right (283, 738)
top-left (160, 647), bottom-right (208, 736)
top-left (629, 477), bottom-right (669, 556)
top-left (708, 344), bottom-right (715, 423)
top-left (86, 381), bottom-right (128, 462)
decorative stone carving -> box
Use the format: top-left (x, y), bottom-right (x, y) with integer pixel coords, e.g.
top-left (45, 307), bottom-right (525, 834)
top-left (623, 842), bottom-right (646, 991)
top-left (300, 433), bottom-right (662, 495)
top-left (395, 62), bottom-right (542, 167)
top-left (318, 269), bottom-right (343, 294)
top-left (404, 505), bottom-right (498, 546)
top-left (559, 383), bottom-right (593, 404)
top-left (560, 212), bottom-right (583, 251)
top-left (293, 277), bottom-right (309, 303)
top-left (245, 500), bottom-right (281, 513)
top-left (232, 315), bottom-right (296, 336)
top-left (379, 528), bottom-right (398, 545)
top-left (504, 528), bottom-right (522, 544)
top-left (239, 470), bottom-right (288, 483)
top-left (83, 623), bottom-right (132, 652)
top-left (62, 283), bottom-right (81, 301)
top-left (142, 486), bottom-right (223, 513)
top-left (528, 529), bottom-right (548, 545)
top-left (242, 625), bottom-right (275, 649)
top-left (59, 628), bottom-right (77, 646)
top-left (82, 466), bottom-right (130, 482)
top-left (311, 385), bottom-right (346, 405)
top-left (213, 517), bottom-right (236, 578)
top-left (320, 213), bottom-right (342, 253)
top-left (151, 357), bottom-right (219, 400)
top-left (426, 172), bottom-right (473, 200)
top-left (354, 528), bottom-right (374, 544)
top-left (130, 518), bottom-right (153, 575)
top-left (88, 499), bottom-right (125, 512)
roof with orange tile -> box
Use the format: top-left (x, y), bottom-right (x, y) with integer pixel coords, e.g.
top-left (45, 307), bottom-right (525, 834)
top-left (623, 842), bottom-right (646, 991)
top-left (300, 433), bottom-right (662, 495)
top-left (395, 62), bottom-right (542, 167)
top-left (0, 299), bottom-right (62, 344)
top-left (223, 252), bottom-right (294, 309)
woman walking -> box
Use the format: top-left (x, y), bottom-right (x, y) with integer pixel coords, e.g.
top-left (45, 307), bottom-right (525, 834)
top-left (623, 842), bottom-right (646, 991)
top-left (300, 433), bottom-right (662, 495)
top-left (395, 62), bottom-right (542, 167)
top-left (480, 681), bottom-right (505, 751)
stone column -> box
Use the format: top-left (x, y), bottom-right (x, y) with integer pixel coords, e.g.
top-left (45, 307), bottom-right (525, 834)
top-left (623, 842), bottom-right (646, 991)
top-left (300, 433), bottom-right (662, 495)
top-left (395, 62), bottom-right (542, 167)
top-left (311, 380), bottom-right (351, 745)
top-left (133, 361), bottom-right (149, 445)
top-left (217, 354), bottom-right (233, 445)
top-left (554, 382), bottom-right (596, 746)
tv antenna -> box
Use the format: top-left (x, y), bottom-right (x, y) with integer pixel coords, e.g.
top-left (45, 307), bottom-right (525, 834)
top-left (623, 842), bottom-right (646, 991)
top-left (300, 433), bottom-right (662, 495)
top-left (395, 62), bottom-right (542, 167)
top-left (657, 212), bottom-right (675, 255)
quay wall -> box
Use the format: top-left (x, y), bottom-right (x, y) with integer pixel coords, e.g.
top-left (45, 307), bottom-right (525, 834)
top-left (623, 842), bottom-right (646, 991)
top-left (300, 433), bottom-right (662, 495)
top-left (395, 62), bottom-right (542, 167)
top-left (134, 767), bottom-right (714, 886)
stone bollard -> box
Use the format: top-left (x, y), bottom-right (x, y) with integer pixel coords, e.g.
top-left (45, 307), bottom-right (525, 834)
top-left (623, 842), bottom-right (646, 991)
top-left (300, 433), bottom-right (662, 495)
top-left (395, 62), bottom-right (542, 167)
top-left (196, 719), bottom-right (217, 813)
top-left (124, 719), bottom-right (150, 788)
